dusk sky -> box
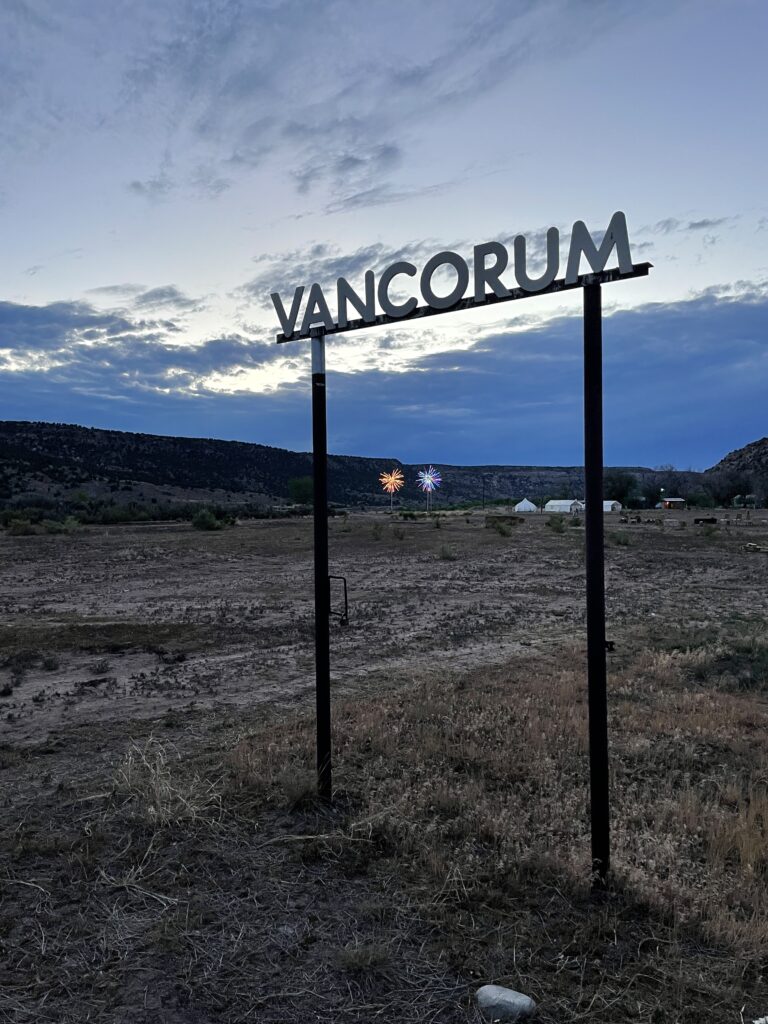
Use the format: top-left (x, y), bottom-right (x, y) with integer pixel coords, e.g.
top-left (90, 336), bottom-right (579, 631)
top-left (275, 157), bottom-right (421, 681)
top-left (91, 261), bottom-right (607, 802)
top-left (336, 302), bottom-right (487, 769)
top-left (1, 0), bottom-right (766, 469)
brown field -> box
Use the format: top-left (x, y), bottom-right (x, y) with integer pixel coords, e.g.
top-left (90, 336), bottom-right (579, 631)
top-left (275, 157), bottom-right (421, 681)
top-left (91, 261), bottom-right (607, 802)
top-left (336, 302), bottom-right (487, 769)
top-left (1, 508), bottom-right (767, 1022)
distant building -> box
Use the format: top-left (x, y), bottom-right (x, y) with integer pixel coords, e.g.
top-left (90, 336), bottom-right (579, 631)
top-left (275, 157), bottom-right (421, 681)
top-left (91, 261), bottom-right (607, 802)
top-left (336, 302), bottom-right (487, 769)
top-left (603, 500), bottom-right (622, 512)
top-left (661, 497), bottom-right (686, 510)
top-left (514, 498), bottom-right (538, 512)
top-left (544, 499), bottom-right (584, 514)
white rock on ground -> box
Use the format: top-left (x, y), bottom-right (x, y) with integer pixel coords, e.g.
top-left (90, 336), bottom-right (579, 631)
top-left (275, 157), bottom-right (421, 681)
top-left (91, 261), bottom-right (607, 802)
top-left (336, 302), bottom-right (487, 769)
top-left (476, 984), bottom-right (536, 1021)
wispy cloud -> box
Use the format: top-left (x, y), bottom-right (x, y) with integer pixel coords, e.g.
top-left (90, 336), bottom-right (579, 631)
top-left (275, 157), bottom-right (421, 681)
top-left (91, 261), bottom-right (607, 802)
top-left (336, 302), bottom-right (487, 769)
top-left (86, 283), bottom-right (146, 298)
top-left (1, 0), bottom-right (660, 213)
top-left (324, 178), bottom-right (461, 215)
top-left (133, 285), bottom-right (204, 313)
top-left (644, 215), bottom-right (733, 235)
top-left (127, 172), bottom-right (175, 201)
top-left (687, 217), bottom-right (729, 231)
top-left (190, 163), bottom-right (231, 198)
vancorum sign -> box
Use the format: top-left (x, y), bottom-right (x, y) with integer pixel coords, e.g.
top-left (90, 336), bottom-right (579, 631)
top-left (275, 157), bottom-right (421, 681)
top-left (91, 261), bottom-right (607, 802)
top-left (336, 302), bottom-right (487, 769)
top-left (276, 210), bottom-right (652, 883)
top-left (273, 210), bottom-right (639, 341)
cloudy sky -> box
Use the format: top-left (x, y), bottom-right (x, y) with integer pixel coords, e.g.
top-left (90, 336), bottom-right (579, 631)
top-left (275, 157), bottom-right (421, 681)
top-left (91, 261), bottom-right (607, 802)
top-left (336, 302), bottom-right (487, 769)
top-left (1, 0), bottom-right (766, 468)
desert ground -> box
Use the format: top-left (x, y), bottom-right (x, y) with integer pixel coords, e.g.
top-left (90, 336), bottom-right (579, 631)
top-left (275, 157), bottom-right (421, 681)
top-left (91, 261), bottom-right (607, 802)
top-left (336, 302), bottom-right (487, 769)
top-left (1, 508), bottom-right (767, 1022)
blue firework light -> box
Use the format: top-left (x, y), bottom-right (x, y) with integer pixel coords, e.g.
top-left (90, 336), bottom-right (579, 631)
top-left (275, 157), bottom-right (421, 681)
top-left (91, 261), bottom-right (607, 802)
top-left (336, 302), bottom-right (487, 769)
top-left (416, 466), bottom-right (442, 493)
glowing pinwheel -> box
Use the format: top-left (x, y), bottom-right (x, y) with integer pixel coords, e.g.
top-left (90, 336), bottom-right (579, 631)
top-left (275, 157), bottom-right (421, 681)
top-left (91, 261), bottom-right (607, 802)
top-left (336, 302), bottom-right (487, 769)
top-left (379, 467), bottom-right (405, 510)
top-left (416, 466), bottom-right (442, 510)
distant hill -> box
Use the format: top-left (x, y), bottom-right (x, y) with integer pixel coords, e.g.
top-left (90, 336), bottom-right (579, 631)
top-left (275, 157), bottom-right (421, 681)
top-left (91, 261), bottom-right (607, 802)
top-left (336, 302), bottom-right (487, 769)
top-left (0, 419), bottom-right (712, 511)
top-left (707, 437), bottom-right (768, 478)
top-left (703, 437), bottom-right (768, 504)
top-left (0, 421), bottom-right (315, 508)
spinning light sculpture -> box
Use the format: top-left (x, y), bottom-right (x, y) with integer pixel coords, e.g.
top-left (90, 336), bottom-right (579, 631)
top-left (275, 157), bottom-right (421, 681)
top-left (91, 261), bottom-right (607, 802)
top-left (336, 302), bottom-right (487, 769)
top-left (416, 465), bottom-right (442, 510)
top-left (379, 467), bottom-right (405, 510)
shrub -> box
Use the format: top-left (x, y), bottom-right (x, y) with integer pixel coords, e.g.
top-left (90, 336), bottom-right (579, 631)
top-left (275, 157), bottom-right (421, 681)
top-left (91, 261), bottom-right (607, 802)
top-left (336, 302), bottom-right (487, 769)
top-left (546, 515), bottom-right (566, 534)
top-left (41, 519), bottom-right (69, 535)
top-left (7, 518), bottom-right (36, 536)
top-left (191, 508), bottom-right (222, 531)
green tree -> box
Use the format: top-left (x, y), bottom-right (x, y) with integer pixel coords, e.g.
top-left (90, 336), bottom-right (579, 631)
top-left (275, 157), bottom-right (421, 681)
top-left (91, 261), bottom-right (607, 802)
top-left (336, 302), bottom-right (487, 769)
top-left (706, 468), bottom-right (753, 507)
top-left (603, 470), bottom-right (638, 506)
top-left (288, 476), bottom-right (314, 505)
top-left (687, 491), bottom-right (715, 509)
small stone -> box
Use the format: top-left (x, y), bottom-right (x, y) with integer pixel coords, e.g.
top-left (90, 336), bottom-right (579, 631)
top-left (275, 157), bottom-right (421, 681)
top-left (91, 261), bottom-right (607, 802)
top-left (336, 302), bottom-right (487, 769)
top-left (476, 984), bottom-right (536, 1021)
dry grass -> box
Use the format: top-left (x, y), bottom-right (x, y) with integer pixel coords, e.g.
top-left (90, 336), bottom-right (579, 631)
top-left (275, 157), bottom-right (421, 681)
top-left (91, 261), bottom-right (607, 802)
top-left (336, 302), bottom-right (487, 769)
top-left (2, 630), bottom-right (768, 1021)
top-left (221, 628), bottom-right (767, 1021)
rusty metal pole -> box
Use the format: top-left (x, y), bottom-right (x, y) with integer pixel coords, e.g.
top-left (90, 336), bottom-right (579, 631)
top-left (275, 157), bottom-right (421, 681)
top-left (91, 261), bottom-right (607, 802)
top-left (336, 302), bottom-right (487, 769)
top-left (584, 282), bottom-right (610, 882)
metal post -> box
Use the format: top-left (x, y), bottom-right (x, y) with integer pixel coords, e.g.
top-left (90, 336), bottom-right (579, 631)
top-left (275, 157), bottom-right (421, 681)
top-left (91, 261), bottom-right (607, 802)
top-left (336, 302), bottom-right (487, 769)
top-left (311, 326), bottom-right (332, 802)
top-left (583, 283), bottom-right (610, 882)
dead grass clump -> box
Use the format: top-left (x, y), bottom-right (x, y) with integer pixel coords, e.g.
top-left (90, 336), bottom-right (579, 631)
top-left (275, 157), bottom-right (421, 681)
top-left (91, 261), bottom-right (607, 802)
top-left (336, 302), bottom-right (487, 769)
top-left (0, 742), bottom-right (21, 768)
top-left (698, 633), bottom-right (768, 691)
top-left (335, 939), bottom-right (393, 973)
top-left (115, 737), bottom-right (222, 825)
top-left (228, 721), bottom-right (325, 813)
top-left (631, 626), bottom-right (768, 694)
top-left (608, 530), bottom-right (631, 546)
top-left (707, 784), bottom-right (768, 877)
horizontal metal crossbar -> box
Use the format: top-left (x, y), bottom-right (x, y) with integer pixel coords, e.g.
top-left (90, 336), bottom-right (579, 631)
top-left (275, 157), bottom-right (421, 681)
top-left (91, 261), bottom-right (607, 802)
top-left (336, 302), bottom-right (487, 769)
top-left (276, 262), bottom-right (652, 343)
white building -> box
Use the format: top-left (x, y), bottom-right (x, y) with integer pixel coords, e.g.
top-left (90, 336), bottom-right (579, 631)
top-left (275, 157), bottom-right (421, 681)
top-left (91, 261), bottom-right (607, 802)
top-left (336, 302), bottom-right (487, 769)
top-left (514, 498), bottom-right (538, 512)
top-left (544, 499), bottom-right (584, 514)
top-left (603, 500), bottom-right (623, 512)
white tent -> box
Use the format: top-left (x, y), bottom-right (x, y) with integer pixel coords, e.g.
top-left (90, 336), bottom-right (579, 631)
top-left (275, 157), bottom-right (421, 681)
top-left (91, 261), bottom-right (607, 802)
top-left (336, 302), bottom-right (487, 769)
top-left (514, 498), bottom-right (538, 512)
top-left (603, 500), bottom-right (622, 512)
top-left (544, 499), bottom-right (584, 514)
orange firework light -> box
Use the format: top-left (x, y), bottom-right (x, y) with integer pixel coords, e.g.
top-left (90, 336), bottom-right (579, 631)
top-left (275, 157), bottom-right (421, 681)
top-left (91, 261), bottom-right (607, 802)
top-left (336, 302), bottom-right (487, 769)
top-left (379, 468), bottom-right (404, 494)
